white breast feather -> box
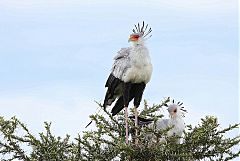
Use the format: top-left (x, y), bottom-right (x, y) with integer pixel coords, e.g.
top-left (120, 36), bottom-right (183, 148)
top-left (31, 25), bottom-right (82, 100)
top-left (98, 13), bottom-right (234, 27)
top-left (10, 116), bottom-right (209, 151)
top-left (126, 46), bottom-right (152, 83)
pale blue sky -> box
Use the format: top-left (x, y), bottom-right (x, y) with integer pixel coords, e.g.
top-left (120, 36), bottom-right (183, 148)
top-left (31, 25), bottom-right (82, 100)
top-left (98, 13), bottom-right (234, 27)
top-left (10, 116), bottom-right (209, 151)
top-left (0, 0), bottom-right (238, 139)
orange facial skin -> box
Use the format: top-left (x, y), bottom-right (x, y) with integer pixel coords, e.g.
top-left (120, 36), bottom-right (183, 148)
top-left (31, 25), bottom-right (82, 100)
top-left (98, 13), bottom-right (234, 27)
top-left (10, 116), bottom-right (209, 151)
top-left (128, 34), bottom-right (140, 42)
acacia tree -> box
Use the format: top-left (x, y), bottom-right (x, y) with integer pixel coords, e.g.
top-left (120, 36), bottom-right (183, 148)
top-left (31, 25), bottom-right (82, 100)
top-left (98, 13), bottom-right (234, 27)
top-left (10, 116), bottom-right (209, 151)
top-left (0, 98), bottom-right (239, 161)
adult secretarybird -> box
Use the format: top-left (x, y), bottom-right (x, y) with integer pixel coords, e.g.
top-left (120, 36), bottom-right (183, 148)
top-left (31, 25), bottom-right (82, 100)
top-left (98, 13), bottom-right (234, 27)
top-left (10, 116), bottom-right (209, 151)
top-left (103, 21), bottom-right (153, 144)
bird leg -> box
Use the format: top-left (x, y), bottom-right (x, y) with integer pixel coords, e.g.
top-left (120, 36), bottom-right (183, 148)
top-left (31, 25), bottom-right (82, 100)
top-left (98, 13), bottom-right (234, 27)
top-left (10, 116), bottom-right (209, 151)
top-left (133, 82), bottom-right (146, 145)
top-left (123, 82), bottom-right (131, 144)
top-left (134, 106), bottom-right (138, 145)
top-left (124, 106), bottom-right (129, 144)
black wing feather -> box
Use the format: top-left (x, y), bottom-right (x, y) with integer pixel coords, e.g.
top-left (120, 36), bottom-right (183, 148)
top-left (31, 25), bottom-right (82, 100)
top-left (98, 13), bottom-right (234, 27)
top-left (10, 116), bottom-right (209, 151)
top-left (103, 74), bottom-right (122, 109)
top-left (111, 93), bottom-right (134, 116)
top-left (110, 82), bottom-right (146, 116)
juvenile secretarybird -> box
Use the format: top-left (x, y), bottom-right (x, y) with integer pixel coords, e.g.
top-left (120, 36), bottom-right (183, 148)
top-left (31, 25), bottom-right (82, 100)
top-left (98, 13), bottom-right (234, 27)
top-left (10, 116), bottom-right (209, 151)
top-left (131, 101), bottom-right (186, 144)
top-left (151, 102), bottom-right (186, 143)
top-left (103, 21), bottom-right (153, 144)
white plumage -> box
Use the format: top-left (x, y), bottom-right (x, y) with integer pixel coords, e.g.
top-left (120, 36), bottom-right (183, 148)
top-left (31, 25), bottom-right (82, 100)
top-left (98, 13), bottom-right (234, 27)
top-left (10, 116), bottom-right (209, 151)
top-left (148, 104), bottom-right (185, 143)
top-left (112, 40), bottom-right (152, 84)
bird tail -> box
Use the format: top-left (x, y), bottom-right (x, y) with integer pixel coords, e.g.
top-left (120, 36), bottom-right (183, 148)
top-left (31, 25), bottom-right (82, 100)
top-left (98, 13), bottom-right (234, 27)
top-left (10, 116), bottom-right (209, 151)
top-left (129, 116), bottom-right (154, 126)
top-left (129, 115), bottom-right (154, 123)
top-left (85, 104), bottom-right (103, 128)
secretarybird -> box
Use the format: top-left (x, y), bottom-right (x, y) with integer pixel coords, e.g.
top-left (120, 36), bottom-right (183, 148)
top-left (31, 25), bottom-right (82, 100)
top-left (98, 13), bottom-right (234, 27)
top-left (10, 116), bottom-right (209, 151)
top-left (103, 21), bottom-right (153, 144)
top-left (130, 101), bottom-right (186, 144)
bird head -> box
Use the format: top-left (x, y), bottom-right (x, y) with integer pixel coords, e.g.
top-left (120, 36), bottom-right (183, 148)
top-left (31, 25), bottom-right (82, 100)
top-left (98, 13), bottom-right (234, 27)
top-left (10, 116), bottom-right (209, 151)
top-left (167, 100), bottom-right (187, 118)
top-left (129, 21), bottom-right (152, 45)
top-left (168, 104), bottom-right (180, 118)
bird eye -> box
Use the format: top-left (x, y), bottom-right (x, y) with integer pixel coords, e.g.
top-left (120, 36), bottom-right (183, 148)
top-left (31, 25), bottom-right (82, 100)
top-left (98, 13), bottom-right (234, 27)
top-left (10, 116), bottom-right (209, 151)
top-left (174, 109), bottom-right (177, 113)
